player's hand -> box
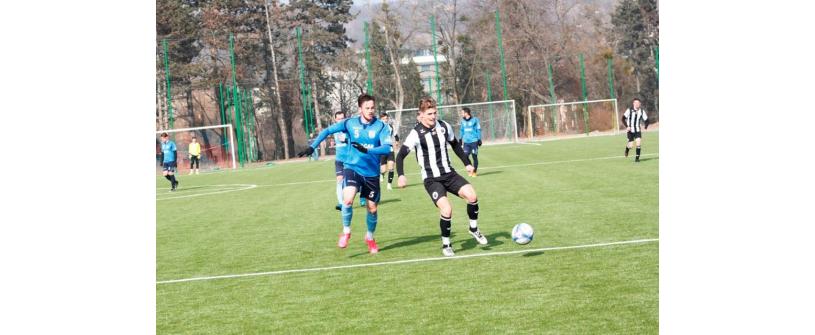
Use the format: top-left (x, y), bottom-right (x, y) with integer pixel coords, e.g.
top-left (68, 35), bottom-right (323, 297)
top-left (351, 142), bottom-right (368, 153)
top-left (397, 175), bottom-right (407, 188)
top-left (465, 165), bottom-right (475, 173)
top-left (297, 147), bottom-right (315, 157)
top-left (477, 139), bottom-right (482, 147)
top-left (627, 127), bottom-right (631, 132)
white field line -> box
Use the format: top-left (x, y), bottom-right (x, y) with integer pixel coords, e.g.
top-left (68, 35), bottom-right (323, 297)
top-left (157, 238), bottom-right (658, 285)
top-left (156, 184), bottom-right (257, 200)
top-left (245, 153), bottom-right (659, 189)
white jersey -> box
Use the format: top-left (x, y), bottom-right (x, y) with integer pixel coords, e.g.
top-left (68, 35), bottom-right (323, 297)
top-left (623, 108), bottom-right (648, 133)
top-left (401, 120), bottom-right (456, 180)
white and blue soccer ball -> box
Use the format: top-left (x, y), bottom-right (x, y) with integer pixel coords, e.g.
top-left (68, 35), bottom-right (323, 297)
top-left (511, 223), bottom-right (534, 245)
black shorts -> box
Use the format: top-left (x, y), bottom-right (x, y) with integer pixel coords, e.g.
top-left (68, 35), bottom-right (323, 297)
top-left (335, 160), bottom-right (344, 176)
top-left (627, 131), bottom-right (642, 141)
top-left (423, 172), bottom-right (470, 205)
top-left (343, 168), bottom-right (380, 202)
top-left (379, 152), bottom-right (395, 165)
top-left (463, 142), bottom-right (479, 155)
top-left (162, 161), bottom-right (177, 173)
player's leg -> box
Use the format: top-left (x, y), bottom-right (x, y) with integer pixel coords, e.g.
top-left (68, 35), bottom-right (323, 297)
top-left (453, 178), bottom-right (487, 245)
top-left (162, 165), bottom-right (173, 189)
top-left (362, 176), bottom-right (381, 254)
top-left (386, 155), bottom-right (395, 190)
top-left (334, 161), bottom-right (344, 210)
top-left (189, 157), bottom-right (194, 175)
top-left (338, 169), bottom-right (360, 248)
top-left (194, 156), bottom-right (200, 174)
top-left (168, 164), bottom-right (178, 191)
top-left (635, 134), bottom-right (643, 162)
top-left (469, 143), bottom-right (479, 176)
top-left (462, 144), bottom-right (474, 177)
top-left (425, 179), bottom-right (454, 256)
top-left (625, 132), bottom-right (635, 157)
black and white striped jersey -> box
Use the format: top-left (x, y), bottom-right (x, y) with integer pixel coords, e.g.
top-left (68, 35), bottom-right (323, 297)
top-left (623, 108), bottom-right (649, 133)
top-left (401, 120), bottom-right (457, 179)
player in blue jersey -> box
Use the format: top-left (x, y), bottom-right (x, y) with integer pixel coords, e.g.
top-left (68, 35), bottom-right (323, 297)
top-left (331, 111), bottom-right (349, 211)
top-left (459, 107), bottom-right (482, 177)
top-left (297, 94), bottom-right (393, 254)
top-left (159, 133), bottom-right (179, 191)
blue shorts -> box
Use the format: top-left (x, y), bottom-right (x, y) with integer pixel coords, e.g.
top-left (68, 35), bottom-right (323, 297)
top-left (335, 160), bottom-right (344, 176)
top-left (463, 142), bottom-right (479, 155)
top-left (162, 161), bottom-right (176, 173)
top-left (342, 168), bottom-right (380, 203)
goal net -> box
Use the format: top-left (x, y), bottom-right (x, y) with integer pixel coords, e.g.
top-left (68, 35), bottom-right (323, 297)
top-left (385, 100), bottom-right (518, 145)
top-left (526, 99), bottom-right (620, 139)
top-left (155, 124), bottom-right (236, 174)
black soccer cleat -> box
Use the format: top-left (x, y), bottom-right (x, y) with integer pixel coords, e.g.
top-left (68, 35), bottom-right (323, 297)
top-left (172, 180), bottom-right (179, 191)
top-left (635, 157), bottom-right (640, 163)
top-left (335, 204), bottom-right (342, 211)
top-left (625, 149), bottom-right (630, 157)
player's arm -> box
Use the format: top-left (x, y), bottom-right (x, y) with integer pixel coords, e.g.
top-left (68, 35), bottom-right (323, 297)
top-left (441, 121), bottom-right (472, 166)
top-left (621, 111), bottom-right (629, 128)
top-left (475, 118), bottom-right (482, 146)
top-left (643, 110), bottom-right (650, 129)
top-left (298, 121), bottom-right (346, 156)
top-left (351, 123), bottom-right (393, 154)
top-left (395, 145), bottom-right (411, 177)
top-left (449, 138), bottom-right (472, 166)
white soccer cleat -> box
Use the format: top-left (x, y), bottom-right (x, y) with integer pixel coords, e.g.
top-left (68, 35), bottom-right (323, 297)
top-left (469, 229), bottom-right (488, 245)
top-left (441, 245), bottom-right (455, 257)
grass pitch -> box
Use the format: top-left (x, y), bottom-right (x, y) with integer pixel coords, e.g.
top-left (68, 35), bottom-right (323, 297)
top-left (157, 132), bottom-right (659, 334)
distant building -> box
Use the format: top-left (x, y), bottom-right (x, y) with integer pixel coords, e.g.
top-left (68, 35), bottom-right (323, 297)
top-left (403, 49), bottom-right (447, 96)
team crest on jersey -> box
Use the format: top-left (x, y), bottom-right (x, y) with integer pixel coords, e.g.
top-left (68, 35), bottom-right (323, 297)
top-left (368, 130), bottom-right (376, 138)
top-left (439, 127), bottom-right (446, 135)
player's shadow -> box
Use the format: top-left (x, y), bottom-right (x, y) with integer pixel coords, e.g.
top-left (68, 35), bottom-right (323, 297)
top-left (457, 231), bottom-right (512, 252)
top-left (637, 157), bottom-right (659, 162)
top-left (377, 198), bottom-right (402, 205)
top-left (522, 251), bottom-right (545, 257)
top-left (348, 234), bottom-right (439, 258)
top-left (474, 170), bottom-right (503, 177)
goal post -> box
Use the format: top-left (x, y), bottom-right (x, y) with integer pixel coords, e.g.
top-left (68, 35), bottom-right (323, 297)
top-left (386, 100), bottom-right (518, 145)
top-left (155, 124), bottom-right (237, 173)
top-left (526, 98), bottom-right (619, 139)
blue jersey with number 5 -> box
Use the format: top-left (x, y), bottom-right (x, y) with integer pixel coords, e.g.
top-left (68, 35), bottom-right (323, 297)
top-left (312, 116), bottom-right (391, 177)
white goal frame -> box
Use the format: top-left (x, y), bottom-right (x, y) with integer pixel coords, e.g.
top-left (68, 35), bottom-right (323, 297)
top-left (385, 99), bottom-right (518, 143)
top-left (526, 98), bottom-right (619, 138)
top-left (155, 124), bottom-right (237, 169)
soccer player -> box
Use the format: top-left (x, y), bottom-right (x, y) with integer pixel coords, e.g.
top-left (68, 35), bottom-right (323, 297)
top-left (188, 136), bottom-right (201, 175)
top-left (621, 98), bottom-right (649, 162)
top-left (159, 133), bottom-right (179, 191)
top-left (297, 94), bottom-right (392, 254)
top-left (459, 107), bottom-right (482, 177)
top-left (331, 111), bottom-right (349, 211)
top-left (378, 112), bottom-right (399, 190)
top-left (395, 97), bottom-right (488, 257)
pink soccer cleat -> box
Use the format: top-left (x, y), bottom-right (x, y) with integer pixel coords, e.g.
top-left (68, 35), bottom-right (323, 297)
top-left (365, 238), bottom-right (379, 254)
top-left (338, 233), bottom-right (351, 248)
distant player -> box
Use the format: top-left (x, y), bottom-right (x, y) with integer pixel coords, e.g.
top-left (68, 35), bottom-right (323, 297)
top-left (159, 133), bottom-right (179, 191)
top-left (188, 136), bottom-right (201, 175)
top-left (621, 98), bottom-right (649, 162)
top-left (378, 112), bottom-right (399, 190)
top-left (396, 97), bottom-right (488, 257)
top-left (331, 111), bottom-right (349, 211)
top-left (459, 107), bottom-right (482, 177)
top-left (298, 94), bottom-right (392, 254)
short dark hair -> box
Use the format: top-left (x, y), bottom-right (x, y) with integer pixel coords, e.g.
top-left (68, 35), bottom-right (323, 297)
top-left (358, 94), bottom-right (375, 107)
top-left (462, 107), bottom-right (472, 116)
top-left (632, 98), bottom-right (641, 103)
top-left (334, 111), bottom-right (346, 118)
top-left (380, 112), bottom-right (389, 117)
top-left (160, 132), bottom-right (169, 138)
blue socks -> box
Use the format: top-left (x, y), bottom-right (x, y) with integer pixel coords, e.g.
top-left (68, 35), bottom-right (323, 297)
top-left (366, 211), bottom-right (378, 238)
top-left (341, 204), bottom-right (353, 227)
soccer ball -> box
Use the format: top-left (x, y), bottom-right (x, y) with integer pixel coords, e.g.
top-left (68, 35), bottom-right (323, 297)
top-left (511, 223), bottom-right (534, 245)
